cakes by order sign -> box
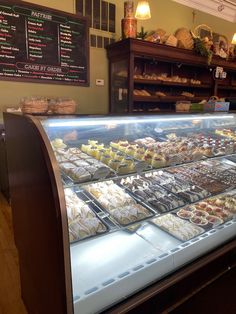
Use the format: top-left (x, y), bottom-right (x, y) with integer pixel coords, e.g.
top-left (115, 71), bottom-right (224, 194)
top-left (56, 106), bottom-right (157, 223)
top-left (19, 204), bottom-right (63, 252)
top-left (0, 0), bottom-right (89, 86)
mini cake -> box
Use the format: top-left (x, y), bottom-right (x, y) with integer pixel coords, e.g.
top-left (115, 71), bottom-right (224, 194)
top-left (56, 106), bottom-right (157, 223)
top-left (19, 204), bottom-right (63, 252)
top-left (110, 140), bottom-right (119, 149)
top-left (117, 163), bottom-right (132, 174)
top-left (100, 154), bottom-right (111, 165)
top-left (51, 138), bottom-right (67, 150)
top-left (81, 144), bottom-right (90, 153)
top-left (108, 159), bottom-right (121, 171)
top-left (88, 140), bottom-right (98, 146)
top-left (151, 156), bottom-right (166, 168)
top-left (87, 146), bottom-right (98, 157)
top-left (134, 148), bottom-right (145, 160)
top-left (115, 151), bottom-right (125, 161)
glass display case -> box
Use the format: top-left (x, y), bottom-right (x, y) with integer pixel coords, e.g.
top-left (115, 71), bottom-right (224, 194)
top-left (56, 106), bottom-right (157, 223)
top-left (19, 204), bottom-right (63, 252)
top-left (4, 112), bottom-right (236, 314)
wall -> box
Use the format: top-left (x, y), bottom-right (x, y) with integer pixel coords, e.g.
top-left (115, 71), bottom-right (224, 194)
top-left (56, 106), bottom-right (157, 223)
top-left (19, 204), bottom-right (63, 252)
top-left (0, 0), bottom-right (234, 122)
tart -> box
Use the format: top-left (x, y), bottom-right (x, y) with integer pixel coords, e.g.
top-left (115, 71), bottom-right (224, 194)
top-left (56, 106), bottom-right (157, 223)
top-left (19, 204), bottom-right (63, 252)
top-left (190, 216), bottom-right (208, 226)
top-left (177, 209), bottom-right (193, 219)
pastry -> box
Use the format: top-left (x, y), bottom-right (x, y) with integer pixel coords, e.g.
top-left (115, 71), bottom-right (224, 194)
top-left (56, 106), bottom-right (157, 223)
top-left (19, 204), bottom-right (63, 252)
top-left (83, 181), bottom-right (152, 225)
top-left (152, 214), bottom-right (204, 241)
top-left (51, 138), bottom-right (67, 150)
top-left (64, 188), bottom-right (107, 241)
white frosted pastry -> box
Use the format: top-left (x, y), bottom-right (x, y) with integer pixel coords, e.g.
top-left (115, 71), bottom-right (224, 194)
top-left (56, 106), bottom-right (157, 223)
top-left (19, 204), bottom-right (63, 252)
top-left (51, 138), bottom-right (67, 149)
top-left (83, 181), bottom-right (150, 225)
top-left (110, 204), bottom-right (151, 225)
top-left (69, 217), bottom-right (106, 241)
top-left (64, 188), bottom-right (106, 241)
top-left (152, 214), bottom-right (204, 241)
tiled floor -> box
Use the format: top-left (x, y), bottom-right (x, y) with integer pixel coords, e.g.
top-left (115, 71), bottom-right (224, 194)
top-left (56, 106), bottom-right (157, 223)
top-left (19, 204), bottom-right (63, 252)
top-left (0, 193), bottom-right (27, 314)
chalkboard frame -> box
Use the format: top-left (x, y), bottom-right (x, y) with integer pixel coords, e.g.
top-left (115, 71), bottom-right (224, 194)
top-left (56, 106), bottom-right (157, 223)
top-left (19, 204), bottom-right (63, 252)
top-left (0, 0), bottom-right (90, 86)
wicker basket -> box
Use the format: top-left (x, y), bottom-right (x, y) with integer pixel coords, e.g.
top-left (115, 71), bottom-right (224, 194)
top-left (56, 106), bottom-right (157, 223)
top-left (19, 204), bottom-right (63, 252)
top-left (20, 97), bottom-right (48, 114)
top-left (192, 24), bottom-right (213, 39)
top-left (50, 98), bottom-right (77, 114)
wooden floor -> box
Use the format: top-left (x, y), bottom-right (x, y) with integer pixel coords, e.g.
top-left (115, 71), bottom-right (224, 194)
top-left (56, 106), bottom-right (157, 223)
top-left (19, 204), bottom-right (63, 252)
top-left (0, 193), bottom-right (27, 314)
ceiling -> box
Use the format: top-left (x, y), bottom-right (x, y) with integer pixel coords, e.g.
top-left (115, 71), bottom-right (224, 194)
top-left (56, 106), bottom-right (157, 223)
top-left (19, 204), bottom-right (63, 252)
top-left (172, 0), bottom-right (236, 22)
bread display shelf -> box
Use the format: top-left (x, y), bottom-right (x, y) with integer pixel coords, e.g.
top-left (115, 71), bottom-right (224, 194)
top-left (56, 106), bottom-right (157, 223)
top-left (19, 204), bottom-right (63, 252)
top-left (218, 85), bottom-right (236, 91)
top-left (133, 95), bottom-right (205, 103)
top-left (134, 79), bottom-right (211, 89)
top-left (107, 38), bottom-right (236, 113)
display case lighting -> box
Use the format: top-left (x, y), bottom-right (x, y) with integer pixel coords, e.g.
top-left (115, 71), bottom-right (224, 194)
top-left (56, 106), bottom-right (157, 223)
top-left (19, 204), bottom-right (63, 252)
top-left (46, 115), bottom-right (234, 128)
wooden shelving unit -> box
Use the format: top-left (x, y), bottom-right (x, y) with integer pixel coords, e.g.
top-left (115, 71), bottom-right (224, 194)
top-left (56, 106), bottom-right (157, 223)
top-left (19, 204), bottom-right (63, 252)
top-left (107, 38), bottom-right (236, 113)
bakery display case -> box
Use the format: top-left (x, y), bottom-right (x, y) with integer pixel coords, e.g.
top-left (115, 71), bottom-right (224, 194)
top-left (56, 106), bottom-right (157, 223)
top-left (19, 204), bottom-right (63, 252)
top-left (3, 112), bottom-right (236, 314)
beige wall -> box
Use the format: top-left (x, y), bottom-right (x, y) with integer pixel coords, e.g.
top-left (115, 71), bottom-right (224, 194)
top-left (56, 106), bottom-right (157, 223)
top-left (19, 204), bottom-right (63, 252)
top-left (0, 0), bottom-right (234, 122)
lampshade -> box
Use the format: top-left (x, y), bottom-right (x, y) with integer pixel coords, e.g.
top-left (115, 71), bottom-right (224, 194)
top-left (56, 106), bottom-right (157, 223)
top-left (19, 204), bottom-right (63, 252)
top-left (135, 1), bottom-right (151, 20)
top-left (231, 33), bottom-right (236, 45)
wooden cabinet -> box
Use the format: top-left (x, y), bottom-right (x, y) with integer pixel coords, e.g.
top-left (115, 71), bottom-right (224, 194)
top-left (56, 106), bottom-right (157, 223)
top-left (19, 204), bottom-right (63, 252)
top-left (107, 38), bottom-right (236, 113)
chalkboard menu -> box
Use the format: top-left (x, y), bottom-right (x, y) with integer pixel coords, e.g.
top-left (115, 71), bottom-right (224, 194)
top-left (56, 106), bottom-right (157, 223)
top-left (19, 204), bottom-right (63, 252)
top-left (0, 0), bottom-right (89, 85)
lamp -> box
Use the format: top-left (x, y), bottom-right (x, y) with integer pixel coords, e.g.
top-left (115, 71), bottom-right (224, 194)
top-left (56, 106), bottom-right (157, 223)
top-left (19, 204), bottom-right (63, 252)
top-left (231, 33), bottom-right (236, 45)
top-left (135, 1), bottom-right (151, 20)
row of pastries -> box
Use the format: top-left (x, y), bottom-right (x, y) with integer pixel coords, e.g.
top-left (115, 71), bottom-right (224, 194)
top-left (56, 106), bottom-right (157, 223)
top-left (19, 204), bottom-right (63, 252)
top-left (51, 131), bottom-right (236, 183)
top-left (50, 132), bottom-right (236, 244)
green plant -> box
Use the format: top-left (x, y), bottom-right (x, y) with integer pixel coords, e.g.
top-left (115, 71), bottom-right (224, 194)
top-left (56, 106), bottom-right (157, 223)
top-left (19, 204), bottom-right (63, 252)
top-left (193, 37), bottom-right (213, 65)
top-left (137, 26), bottom-right (148, 40)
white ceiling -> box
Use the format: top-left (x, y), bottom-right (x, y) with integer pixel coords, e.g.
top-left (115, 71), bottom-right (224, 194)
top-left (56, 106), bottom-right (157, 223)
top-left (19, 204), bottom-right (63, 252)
top-left (172, 0), bottom-right (236, 22)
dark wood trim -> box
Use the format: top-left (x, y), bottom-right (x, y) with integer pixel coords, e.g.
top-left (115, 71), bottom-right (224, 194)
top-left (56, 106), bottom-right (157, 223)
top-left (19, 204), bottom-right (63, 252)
top-left (4, 113), bottom-right (73, 314)
top-left (107, 38), bottom-right (236, 71)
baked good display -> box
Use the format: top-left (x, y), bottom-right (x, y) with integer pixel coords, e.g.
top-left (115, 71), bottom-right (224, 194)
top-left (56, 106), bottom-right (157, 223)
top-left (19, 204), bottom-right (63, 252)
top-left (181, 91), bottom-right (195, 98)
top-left (167, 163), bottom-right (232, 195)
top-left (151, 213), bottom-right (204, 241)
top-left (80, 140), bottom-right (148, 175)
top-left (64, 188), bottom-right (107, 241)
top-left (133, 89), bottom-right (151, 96)
top-left (190, 194), bottom-right (235, 222)
top-left (120, 175), bottom-right (186, 213)
top-left (54, 144), bottom-right (111, 182)
top-left (144, 171), bottom-right (209, 202)
top-left (83, 180), bottom-right (152, 225)
top-left (215, 128), bottom-right (236, 140)
top-left (51, 138), bottom-right (67, 150)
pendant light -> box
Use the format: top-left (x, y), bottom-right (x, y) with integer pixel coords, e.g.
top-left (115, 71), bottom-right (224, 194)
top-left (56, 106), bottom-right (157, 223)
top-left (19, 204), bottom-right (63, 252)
top-left (231, 33), bottom-right (236, 45)
top-left (135, 1), bottom-right (151, 20)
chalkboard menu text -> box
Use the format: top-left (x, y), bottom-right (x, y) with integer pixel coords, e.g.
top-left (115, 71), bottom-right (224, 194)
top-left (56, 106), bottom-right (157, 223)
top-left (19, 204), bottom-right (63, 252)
top-left (0, 0), bottom-right (89, 85)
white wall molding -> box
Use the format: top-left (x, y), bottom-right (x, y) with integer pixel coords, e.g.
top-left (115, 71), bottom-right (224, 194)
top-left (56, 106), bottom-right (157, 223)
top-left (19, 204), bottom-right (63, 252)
top-left (172, 0), bottom-right (236, 22)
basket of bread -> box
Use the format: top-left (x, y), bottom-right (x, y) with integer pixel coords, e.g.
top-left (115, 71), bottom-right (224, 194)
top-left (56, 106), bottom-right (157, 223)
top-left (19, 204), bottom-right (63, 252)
top-left (48, 98), bottom-right (77, 114)
top-left (20, 96), bottom-right (48, 114)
